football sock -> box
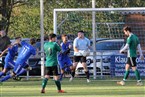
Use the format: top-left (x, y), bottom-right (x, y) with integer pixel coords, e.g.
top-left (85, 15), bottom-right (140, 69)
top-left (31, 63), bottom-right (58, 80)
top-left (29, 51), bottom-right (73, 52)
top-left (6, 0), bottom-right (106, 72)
top-left (59, 73), bottom-right (63, 81)
top-left (0, 72), bottom-right (4, 78)
top-left (0, 74), bottom-right (12, 82)
top-left (16, 69), bottom-right (27, 76)
top-left (6, 71), bottom-right (10, 75)
top-left (55, 80), bottom-right (61, 90)
top-left (85, 71), bottom-right (90, 79)
top-left (71, 71), bottom-right (75, 77)
top-left (42, 78), bottom-right (48, 89)
top-left (123, 70), bottom-right (129, 81)
top-left (134, 70), bottom-right (141, 81)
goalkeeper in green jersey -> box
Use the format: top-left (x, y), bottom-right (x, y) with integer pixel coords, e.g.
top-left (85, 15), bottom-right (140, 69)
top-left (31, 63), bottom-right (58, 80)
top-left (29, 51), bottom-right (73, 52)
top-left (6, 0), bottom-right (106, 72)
top-left (117, 26), bottom-right (144, 86)
top-left (41, 33), bottom-right (66, 93)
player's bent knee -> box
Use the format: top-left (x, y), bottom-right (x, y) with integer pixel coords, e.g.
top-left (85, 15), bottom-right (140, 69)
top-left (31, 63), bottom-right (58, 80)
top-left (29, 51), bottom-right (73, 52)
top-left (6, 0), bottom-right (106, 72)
top-left (70, 66), bottom-right (73, 69)
top-left (44, 75), bottom-right (50, 79)
top-left (11, 72), bottom-right (16, 77)
top-left (53, 76), bottom-right (59, 80)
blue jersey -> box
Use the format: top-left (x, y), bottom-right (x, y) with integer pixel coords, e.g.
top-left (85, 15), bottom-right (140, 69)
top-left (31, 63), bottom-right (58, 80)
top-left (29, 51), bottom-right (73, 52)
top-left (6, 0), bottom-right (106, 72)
top-left (58, 42), bottom-right (70, 61)
top-left (15, 41), bottom-right (36, 65)
top-left (5, 45), bottom-right (18, 62)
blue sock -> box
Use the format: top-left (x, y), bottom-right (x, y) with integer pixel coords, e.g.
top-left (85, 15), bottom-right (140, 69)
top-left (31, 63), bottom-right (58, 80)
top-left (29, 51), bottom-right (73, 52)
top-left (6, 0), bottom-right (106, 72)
top-left (59, 73), bottom-right (63, 81)
top-left (0, 74), bottom-right (12, 82)
top-left (6, 71), bottom-right (10, 75)
top-left (16, 69), bottom-right (26, 76)
top-left (0, 72), bottom-right (4, 78)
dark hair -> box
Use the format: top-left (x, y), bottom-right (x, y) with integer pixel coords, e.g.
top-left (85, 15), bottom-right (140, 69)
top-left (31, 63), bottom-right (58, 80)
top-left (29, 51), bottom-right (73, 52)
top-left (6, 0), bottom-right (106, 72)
top-left (57, 35), bottom-right (61, 40)
top-left (44, 34), bottom-right (48, 41)
top-left (15, 37), bottom-right (21, 40)
top-left (61, 34), bottom-right (67, 38)
top-left (36, 38), bottom-right (40, 42)
top-left (123, 26), bottom-right (131, 32)
top-left (30, 38), bottom-right (36, 45)
top-left (78, 30), bottom-right (84, 33)
top-left (49, 33), bottom-right (56, 40)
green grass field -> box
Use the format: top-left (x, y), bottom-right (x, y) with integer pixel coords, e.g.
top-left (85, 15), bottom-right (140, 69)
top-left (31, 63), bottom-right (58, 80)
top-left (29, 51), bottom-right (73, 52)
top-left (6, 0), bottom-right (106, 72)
top-left (0, 78), bottom-right (144, 97)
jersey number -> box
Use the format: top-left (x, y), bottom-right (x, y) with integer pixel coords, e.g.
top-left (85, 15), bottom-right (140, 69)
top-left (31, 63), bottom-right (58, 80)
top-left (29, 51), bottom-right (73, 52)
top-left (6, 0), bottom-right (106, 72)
top-left (21, 48), bottom-right (28, 55)
top-left (48, 48), bottom-right (52, 56)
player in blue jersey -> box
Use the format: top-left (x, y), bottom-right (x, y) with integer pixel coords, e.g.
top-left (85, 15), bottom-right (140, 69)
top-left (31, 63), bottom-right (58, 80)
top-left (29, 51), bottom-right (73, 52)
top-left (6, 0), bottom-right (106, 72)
top-left (58, 34), bottom-right (74, 81)
top-left (0, 38), bottom-right (36, 82)
top-left (0, 37), bottom-right (21, 78)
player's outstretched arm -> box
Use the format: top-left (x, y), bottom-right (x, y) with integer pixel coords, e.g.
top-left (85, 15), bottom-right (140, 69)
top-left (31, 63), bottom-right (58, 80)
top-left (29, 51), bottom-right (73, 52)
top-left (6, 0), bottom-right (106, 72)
top-left (61, 48), bottom-right (71, 55)
top-left (119, 43), bottom-right (128, 53)
top-left (0, 48), bottom-right (8, 57)
top-left (137, 44), bottom-right (144, 60)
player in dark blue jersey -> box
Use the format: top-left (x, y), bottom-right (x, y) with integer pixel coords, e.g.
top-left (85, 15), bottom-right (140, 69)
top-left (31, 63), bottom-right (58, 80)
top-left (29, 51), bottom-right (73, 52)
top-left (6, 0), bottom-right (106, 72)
top-left (0, 38), bottom-right (36, 82)
top-left (0, 37), bottom-right (21, 78)
top-left (58, 34), bottom-right (74, 81)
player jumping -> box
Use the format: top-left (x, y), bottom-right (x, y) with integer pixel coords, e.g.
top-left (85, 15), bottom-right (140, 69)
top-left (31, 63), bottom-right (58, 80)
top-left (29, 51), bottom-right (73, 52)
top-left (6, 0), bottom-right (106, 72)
top-left (58, 34), bottom-right (74, 81)
top-left (0, 38), bottom-right (36, 82)
top-left (0, 37), bottom-right (21, 78)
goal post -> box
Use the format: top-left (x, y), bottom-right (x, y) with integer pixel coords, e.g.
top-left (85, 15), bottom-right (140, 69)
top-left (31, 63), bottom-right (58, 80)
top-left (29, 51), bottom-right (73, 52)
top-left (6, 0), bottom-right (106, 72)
top-left (53, 7), bottom-right (145, 79)
top-left (53, 7), bottom-right (145, 34)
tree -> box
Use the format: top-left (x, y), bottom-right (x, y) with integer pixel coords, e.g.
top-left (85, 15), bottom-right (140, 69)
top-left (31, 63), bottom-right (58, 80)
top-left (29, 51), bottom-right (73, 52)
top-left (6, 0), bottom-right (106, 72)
top-left (1, 0), bottom-right (145, 38)
top-left (0, 0), bottom-right (27, 34)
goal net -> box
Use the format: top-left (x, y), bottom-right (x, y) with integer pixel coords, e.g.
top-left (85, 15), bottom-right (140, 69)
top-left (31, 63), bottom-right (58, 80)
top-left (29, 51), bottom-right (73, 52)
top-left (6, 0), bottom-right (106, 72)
top-left (54, 8), bottom-right (145, 80)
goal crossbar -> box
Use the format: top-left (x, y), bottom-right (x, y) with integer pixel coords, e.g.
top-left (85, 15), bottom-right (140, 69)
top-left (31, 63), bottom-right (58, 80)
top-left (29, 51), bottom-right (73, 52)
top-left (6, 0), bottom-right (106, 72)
top-left (54, 7), bottom-right (145, 12)
top-left (53, 7), bottom-right (145, 34)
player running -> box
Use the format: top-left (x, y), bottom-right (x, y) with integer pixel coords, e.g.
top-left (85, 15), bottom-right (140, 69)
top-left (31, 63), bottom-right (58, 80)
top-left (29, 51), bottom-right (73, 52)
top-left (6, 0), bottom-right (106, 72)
top-left (0, 37), bottom-right (21, 78)
top-left (41, 33), bottom-right (66, 93)
top-left (58, 34), bottom-right (74, 81)
top-left (0, 38), bottom-right (36, 82)
top-left (117, 26), bottom-right (144, 86)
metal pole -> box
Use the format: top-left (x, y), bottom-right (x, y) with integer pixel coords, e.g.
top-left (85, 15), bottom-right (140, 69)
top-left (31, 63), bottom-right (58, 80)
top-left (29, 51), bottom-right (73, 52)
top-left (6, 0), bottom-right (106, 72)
top-left (100, 52), bottom-right (103, 79)
top-left (53, 10), bottom-right (57, 34)
top-left (54, 7), bottom-right (145, 12)
top-left (40, 0), bottom-right (45, 78)
top-left (26, 71), bottom-right (29, 80)
top-left (92, 0), bottom-right (97, 79)
top-left (26, 59), bottom-right (29, 80)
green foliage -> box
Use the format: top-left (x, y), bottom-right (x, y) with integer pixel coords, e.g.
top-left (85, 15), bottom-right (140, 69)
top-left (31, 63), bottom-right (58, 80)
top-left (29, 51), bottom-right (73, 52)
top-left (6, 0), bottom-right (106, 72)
top-left (1, 0), bottom-right (145, 38)
top-left (9, 3), bottom-right (40, 38)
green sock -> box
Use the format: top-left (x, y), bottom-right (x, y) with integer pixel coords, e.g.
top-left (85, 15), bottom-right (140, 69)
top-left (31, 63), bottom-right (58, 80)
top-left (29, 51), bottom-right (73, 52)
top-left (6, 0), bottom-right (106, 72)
top-left (42, 78), bottom-right (48, 89)
top-left (134, 70), bottom-right (141, 81)
top-left (123, 70), bottom-right (129, 81)
top-left (55, 80), bottom-right (61, 90)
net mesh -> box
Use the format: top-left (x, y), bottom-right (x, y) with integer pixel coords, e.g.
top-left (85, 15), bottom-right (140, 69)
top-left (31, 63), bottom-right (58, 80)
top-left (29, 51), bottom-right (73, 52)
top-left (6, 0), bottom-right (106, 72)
top-left (56, 10), bottom-right (145, 49)
top-left (56, 9), bottom-right (145, 79)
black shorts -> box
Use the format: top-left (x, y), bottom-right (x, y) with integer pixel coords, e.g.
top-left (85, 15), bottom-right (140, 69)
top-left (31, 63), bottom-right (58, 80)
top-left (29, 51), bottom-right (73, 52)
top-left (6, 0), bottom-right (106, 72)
top-left (73, 56), bottom-right (86, 63)
top-left (45, 65), bottom-right (59, 76)
top-left (127, 57), bottom-right (136, 67)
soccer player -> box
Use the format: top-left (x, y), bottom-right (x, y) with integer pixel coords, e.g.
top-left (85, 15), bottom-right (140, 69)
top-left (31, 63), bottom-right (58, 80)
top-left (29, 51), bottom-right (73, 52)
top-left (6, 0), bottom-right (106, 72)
top-left (41, 33), bottom-right (66, 93)
top-left (58, 34), bottom-right (74, 81)
top-left (70, 31), bottom-right (91, 82)
top-left (0, 38), bottom-right (36, 82)
top-left (0, 37), bottom-right (21, 78)
top-left (0, 30), bottom-right (11, 52)
top-left (117, 26), bottom-right (144, 86)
